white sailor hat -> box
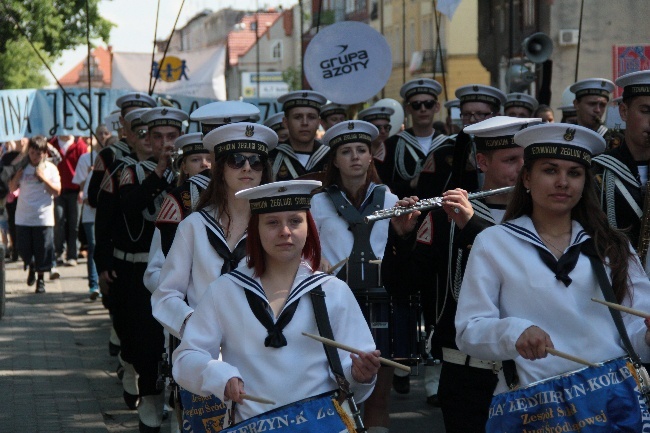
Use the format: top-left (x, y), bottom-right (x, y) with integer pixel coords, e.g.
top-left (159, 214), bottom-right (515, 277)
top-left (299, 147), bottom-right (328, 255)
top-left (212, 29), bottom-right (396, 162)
top-left (569, 78), bottom-right (615, 100)
top-left (115, 92), bottom-right (157, 111)
top-left (190, 101), bottom-right (261, 134)
top-left (455, 85), bottom-right (507, 108)
top-left (615, 70), bottom-right (650, 99)
top-left (263, 112), bottom-right (286, 132)
top-left (464, 117), bottom-right (542, 152)
top-left (443, 99), bottom-right (460, 110)
top-left (514, 123), bottom-right (605, 167)
top-left (558, 105), bottom-right (577, 115)
top-left (399, 78), bottom-right (443, 101)
top-left (320, 102), bottom-right (348, 120)
top-left (174, 132), bottom-right (208, 163)
top-left (277, 90), bottom-right (327, 113)
top-left (203, 122), bottom-right (277, 159)
top-left (104, 110), bottom-right (122, 134)
top-left (140, 107), bottom-right (189, 130)
top-left (504, 93), bottom-right (539, 112)
top-left (321, 120), bottom-right (379, 150)
top-left (236, 180), bottom-right (322, 215)
top-left (123, 108), bottom-right (151, 131)
top-left (358, 106), bottom-right (394, 122)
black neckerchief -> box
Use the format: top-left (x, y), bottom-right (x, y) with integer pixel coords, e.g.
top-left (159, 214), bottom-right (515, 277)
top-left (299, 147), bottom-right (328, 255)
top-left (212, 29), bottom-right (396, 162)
top-left (206, 228), bottom-right (247, 275)
top-left (244, 290), bottom-right (300, 348)
top-left (533, 242), bottom-right (583, 287)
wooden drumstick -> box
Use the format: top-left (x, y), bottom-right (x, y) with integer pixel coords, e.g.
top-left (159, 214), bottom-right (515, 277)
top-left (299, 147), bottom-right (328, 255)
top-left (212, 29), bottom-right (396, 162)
top-left (241, 394), bottom-right (276, 405)
top-left (546, 347), bottom-right (598, 367)
top-left (369, 259), bottom-right (382, 265)
top-left (591, 298), bottom-right (650, 318)
top-left (302, 332), bottom-right (411, 373)
top-left (327, 257), bottom-right (348, 275)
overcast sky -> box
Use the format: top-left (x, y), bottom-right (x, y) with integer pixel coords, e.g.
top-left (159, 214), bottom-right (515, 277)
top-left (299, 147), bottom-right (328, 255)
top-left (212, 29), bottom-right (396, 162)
top-left (51, 0), bottom-right (296, 80)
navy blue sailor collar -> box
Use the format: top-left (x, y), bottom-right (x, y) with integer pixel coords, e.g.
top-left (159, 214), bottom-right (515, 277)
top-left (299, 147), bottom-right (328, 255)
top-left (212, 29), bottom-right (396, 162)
top-left (224, 261), bottom-right (335, 313)
top-left (499, 215), bottom-right (591, 256)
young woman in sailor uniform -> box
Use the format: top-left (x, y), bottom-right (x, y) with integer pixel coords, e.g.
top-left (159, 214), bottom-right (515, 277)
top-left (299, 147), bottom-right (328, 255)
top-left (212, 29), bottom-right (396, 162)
top-left (310, 120), bottom-right (397, 433)
top-left (455, 124), bottom-right (650, 397)
top-left (172, 180), bottom-right (380, 423)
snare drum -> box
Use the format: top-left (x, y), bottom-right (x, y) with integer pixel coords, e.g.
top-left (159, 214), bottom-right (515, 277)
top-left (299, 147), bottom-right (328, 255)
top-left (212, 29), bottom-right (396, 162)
top-left (354, 288), bottom-right (423, 366)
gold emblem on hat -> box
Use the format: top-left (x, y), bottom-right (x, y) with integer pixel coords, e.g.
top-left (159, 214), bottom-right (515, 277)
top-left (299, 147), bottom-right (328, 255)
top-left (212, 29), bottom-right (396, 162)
top-left (135, 94), bottom-right (141, 99)
top-left (278, 186), bottom-right (288, 192)
top-left (473, 85), bottom-right (479, 92)
top-left (564, 128), bottom-right (576, 141)
top-left (224, 117), bottom-right (232, 124)
top-left (245, 125), bottom-right (255, 137)
top-left (347, 122), bottom-right (354, 130)
top-left (600, 81), bottom-right (606, 87)
top-left (302, 92), bottom-right (308, 98)
top-left (161, 108), bottom-right (168, 115)
top-left (418, 79), bottom-right (424, 85)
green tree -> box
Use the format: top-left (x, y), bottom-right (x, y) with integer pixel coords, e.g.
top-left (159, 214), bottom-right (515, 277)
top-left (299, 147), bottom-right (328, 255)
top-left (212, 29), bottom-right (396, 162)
top-left (282, 65), bottom-right (302, 91)
top-left (0, 40), bottom-right (49, 89)
top-left (0, 0), bottom-right (113, 89)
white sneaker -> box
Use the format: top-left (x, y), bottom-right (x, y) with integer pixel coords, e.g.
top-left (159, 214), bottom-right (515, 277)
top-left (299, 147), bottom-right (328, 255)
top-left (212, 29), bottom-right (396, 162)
top-left (50, 267), bottom-right (60, 280)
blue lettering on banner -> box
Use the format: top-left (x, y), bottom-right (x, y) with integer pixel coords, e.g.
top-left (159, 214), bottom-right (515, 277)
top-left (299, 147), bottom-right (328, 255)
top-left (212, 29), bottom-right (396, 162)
top-left (486, 358), bottom-right (650, 433)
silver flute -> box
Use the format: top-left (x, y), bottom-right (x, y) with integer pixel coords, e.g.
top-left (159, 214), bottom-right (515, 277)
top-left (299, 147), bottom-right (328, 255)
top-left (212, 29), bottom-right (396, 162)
top-left (364, 186), bottom-right (515, 223)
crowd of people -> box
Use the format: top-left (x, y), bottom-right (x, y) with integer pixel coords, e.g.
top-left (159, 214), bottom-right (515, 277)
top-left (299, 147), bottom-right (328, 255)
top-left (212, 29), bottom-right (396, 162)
top-left (4, 67), bottom-right (650, 433)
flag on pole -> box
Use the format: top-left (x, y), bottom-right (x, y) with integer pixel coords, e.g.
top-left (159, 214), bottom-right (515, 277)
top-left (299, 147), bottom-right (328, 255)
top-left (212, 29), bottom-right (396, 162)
top-left (436, 0), bottom-right (462, 20)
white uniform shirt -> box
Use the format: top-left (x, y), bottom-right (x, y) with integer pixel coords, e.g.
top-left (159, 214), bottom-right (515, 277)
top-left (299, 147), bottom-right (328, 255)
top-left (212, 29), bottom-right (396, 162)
top-left (15, 161), bottom-right (60, 227)
top-left (144, 228), bottom-right (164, 294)
top-left (455, 215), bottom-right (650, 394)
top-left (311, 183), bottom-right (398, 269)
top-left (173, 262), bottom-right (377, 422)
top-left (152, 208), bottom-right (246, 337)
top-left (71, 151), bottom-right (97, 223)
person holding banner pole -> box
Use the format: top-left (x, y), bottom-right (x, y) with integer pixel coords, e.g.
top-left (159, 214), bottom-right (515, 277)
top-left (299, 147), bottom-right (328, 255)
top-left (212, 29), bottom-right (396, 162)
top-left (455, 123), bottom-right (650, 431)
top-left (173, 180), bottom-right (380, 425)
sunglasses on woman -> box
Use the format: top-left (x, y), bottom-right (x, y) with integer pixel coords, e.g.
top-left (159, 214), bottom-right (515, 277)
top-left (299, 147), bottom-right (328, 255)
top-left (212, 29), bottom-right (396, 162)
top-left (226, 153), bottom-right (265, 171)
top-left (408, 100), bottom-right (437, 110)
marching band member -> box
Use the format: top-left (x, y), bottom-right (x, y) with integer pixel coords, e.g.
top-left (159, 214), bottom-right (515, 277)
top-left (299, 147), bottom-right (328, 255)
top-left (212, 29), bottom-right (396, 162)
top-left (263, 111), bottom-right (290, 143)
top-left (310, 120), bottom-right (398, 433)
top-left (270, 91), bottom-right (329, 181)
top-left (455, 124), bottom-right (650, 423)
top-left (593, 70), bottom-right (650, 270)
top-left (504, 93), bottom-right (538, 118)
top-left (320, 102), bottom-right (349, 131)
top-left (358, 106), bottom-right (395, 186)
top-left (382, 78), bottom-right (447, 199)
top-left (569, 78), bottom-right (618, 149)
top-left (115, 107), bottom-right (187, 432)
top-left (172, 180), bottom-right (380, 423)
top-left (559, 104), bottom-right (578, 124)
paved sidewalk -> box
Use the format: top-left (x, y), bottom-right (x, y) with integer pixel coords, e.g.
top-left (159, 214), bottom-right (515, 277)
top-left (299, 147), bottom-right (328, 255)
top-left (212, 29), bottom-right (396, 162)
top-left (0, 257), bottom-right (443, 433)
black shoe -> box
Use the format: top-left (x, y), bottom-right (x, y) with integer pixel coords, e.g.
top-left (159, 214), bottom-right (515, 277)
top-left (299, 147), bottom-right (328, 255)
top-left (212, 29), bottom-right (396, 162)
top-left (35, 278), bottom-right (45, 294)
top-left (116, 363), bottom-right (125, 381)
top-left (426, 394), bottom-right (441, 407)
top-left (139, 420), bottom-right (161, 433)
top-left (27, 266), bottom-right (36, 286)
top-left (393, 373), bottom-right (410, 394)
top-left (123, 390), bottom-right (140, 410)
top-left (109, 341), bottom-right (121, 357)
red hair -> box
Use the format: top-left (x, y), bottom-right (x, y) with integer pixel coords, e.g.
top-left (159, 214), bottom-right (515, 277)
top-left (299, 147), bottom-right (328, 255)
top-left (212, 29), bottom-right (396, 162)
top-left (246, 210), bottom-right (321, 277)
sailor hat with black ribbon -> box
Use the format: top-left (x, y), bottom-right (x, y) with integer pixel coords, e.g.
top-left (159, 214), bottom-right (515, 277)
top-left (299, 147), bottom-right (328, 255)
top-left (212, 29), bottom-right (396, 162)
top-left (104, 110), bottom-right (122, 134)
top-left (399, 78), bottom-right (443, 101)
top-left (514, 123), bottom-right (606, 167)
top-left (505, 93), bottom-right (539, 112)
top-left (558, 105), bottom-right (577, 116)
top-left (190, 101), bottom-right (261, 134)
top-left (569, 78), bottom-right (615, 100)
top-left (202, 122), bottom-right (278, 159)
top-left (320, 103), bottom-right (348, 120)
top-left (465, 117), bottom-right (542, 152)
top-left (444, 99), bottom-right (460, 110)
top-left (115, 92), bottom-right (157, 111)
top-left (263, 112), bottom-right (286, 132)
top-left (123, 108), bottom-right (151, 131)
top-left (236, 180), bottom-right (322, 215)
top-left (358, 106), bottom-right (394, 122)
top-left (321, 120), bottom-right (379, 150)
top-left (173, 132), bottom-right (208, 163)
top-left (456, 84), bottom-right (507, 108)
top-left (277, 90), bottom-right (327, 113)
top-left (615, 70), bottom-right (650, 99)
top-left (140, 107), bottom-right (189, 131)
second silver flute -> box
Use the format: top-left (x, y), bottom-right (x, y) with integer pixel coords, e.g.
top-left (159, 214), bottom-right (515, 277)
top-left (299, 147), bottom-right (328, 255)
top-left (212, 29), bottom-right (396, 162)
top-left (364, 186), bottom-right (515, 223)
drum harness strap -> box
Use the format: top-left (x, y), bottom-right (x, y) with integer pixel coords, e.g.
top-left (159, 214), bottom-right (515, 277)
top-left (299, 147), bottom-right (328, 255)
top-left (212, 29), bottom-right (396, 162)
top-left (326, 185), bottom-right (386, 290)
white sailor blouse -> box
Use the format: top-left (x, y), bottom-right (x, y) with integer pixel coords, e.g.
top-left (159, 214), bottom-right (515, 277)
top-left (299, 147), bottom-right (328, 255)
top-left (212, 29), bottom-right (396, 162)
top-left (455, 215), bottom-right (650, 394)
top-left (172, 261), bottom-right (377, 422)
top-left (152, 207), bottom-right (247, 338)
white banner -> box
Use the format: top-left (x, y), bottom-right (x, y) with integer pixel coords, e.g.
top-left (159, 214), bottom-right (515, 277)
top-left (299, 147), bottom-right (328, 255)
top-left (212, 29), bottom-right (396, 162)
top-left (112, 45), bottom-right (227, 100)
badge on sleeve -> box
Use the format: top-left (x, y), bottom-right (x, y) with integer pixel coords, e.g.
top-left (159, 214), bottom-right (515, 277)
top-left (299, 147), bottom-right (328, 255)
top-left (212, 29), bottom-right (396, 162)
top-left (416, 212), bottom-right (434, 245)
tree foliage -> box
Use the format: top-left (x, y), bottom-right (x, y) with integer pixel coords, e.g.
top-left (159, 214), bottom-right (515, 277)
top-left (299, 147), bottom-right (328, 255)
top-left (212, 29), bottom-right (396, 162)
top-left (282, 65), bottom-right (302, 92)
top-left (0, 40), bottom-right (50, 89)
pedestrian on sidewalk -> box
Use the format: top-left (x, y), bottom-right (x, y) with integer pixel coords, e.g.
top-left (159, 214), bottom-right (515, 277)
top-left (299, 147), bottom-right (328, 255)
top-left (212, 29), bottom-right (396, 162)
top-left (8, 135), bottom-right (61, 293)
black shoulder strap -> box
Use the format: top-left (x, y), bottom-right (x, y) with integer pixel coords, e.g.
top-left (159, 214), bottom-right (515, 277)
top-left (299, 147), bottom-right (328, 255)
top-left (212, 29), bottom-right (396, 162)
top-left (310, 286), bottom-right (351, 394)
